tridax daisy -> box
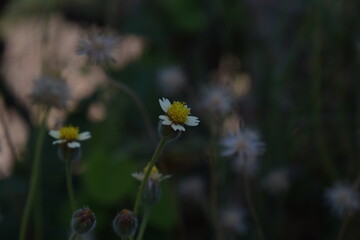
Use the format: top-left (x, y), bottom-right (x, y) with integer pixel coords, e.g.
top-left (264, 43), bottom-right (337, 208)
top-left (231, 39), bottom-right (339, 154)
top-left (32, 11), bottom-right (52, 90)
top-left (49, 126), bottom-right (91, 148)
top-left (132, 164), bottom-right (171, 205)
top-left (159, 97), bottom-right (200, 131)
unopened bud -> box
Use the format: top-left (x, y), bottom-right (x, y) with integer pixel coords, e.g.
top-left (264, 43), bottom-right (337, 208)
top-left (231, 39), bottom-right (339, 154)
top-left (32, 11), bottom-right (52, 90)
top-left (112, 209), bottom-right (138, 239)
top-left (71, 207), bottom-right (96, 234)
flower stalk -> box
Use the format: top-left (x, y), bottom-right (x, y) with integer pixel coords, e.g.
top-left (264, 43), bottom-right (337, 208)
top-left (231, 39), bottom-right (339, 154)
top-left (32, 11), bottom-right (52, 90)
top-left (65, 157), bottom-right (77, 212)
top-left (243, 171), bottom-right (265, 240)
top-left (136, 207), bottom-right (151, 240)
top-left (19, 107), bottom-right (50, 240)
top-left (106, 75), bottom-right (156, 146)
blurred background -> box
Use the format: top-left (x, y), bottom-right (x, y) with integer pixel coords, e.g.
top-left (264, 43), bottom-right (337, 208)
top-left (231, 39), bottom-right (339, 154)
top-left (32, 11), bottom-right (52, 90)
top-left (0, 0), bottom-right (359, 239)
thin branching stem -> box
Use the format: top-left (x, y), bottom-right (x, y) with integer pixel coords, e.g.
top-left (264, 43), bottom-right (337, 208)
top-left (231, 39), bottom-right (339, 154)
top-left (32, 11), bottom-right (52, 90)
top-left (243, 172), bottom-right (266, 240)
top-left (19, 107), bottom-right (50, 240)
top-left (209, 121), bottom-right (222, 240)
top-left (336, 215), bottom-right (350, 240)
top-left (106, 77), bottom-right (156, 146)
top-left (136, 207), bottom-right (151, 240)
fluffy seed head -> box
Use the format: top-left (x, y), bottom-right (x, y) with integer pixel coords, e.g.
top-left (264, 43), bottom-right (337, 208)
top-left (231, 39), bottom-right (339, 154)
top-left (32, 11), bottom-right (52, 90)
top-left (30, 75), bottom-right (70, 109)
top-left (325, 183), bottom-right (360, 217)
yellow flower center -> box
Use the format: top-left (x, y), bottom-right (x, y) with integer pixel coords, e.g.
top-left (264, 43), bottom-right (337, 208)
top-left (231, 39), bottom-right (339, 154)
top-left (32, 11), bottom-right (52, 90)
top-left (167, 101), bottom-right (190, 124)
top-left (60, 126), bottom-right (79, 141)
top-left (143, 165), bottom-right (159, 178)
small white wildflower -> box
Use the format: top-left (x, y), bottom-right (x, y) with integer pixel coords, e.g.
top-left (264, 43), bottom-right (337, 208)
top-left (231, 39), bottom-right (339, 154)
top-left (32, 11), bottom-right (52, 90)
top-left (262, 169), bottom-right (289, 195)
top-left (178, 176), bottom-right (205, 201)
top-left (200, 85), bottom-right (232, 116)
top-left (49, 126), bottom-right (91, 149)
top-left (220, 207), bottom-right (246, 234)
top-left (132, 164), bottom-right (170, 205)
top-left (158, 66), bottom-right (187, 96)
top-left (220, 128), bottom-right (265, 163)
top-left (30, 75), bottom-right (70, 109)
top-left (325, 183), bottom-right (360, 217)
top-left (77, 29), bottom-right (118, 64)
top-left (159, 98), bottom-right (200, 131)
top-left (131, 164), bottom-right (170, 182)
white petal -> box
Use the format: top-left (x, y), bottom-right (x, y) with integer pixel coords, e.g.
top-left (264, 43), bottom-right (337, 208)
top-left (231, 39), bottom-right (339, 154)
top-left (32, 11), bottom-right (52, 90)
top-left (131, 172), bottom-right (144, 181)
top-left (171, 124), bottom-right (185, 131)
top-left (67, 141), bottom-right (81, 148)
top-left (53, 139), bottom-right (66, 145)
top-left (159, 98), bottom-right (171, 112)
top-left (78, 131), bottom-right (91, 140)
top-left (159, 115), bottom-right (172, 125)
top-left (49, 130), bottom-right (61, 139)
top-left (159, 175), bottom-right (171, 181)
top-left (185, 116), bottom-right (200, 126)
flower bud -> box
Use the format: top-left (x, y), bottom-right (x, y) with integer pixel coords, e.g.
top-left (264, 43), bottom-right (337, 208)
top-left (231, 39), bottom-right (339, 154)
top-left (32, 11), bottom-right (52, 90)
top-left (143, 179), bottom-right (162, 206)
top-left (71, 207), bottom-right (96, 234)
top-left (158, 122), bottom-right (181, 141)
top-left (112, 209), bottom-right (138, 239)
top-left (57, 144), bottom-right (82, 163)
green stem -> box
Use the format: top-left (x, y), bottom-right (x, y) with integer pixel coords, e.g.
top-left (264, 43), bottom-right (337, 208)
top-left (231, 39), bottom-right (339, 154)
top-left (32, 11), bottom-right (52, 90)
top-left (65, 157), bottom-right (77, 212)
top-left (133, 138), bottom-right (167, 216)
top-left (34, 189), bottom-right (43, 240)
top-left (19, 108), bottom-right (50, 240)
top-left (209, 122), bottom-right (222, 240)
top-left (136, 207), bottom-right (151, 240)
top-left (336, 215), bottom-right (350, 240)
top-left (106, 77), bottom-right (156, 147)
top-left (243, 172), bottom-right (265, 240)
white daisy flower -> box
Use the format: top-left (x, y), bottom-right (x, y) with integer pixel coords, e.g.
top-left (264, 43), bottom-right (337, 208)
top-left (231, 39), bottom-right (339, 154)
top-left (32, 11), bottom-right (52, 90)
top-left (220, 207), bottom-right (246, 234)
top-left (158, 98), bottom-right (200, 131)
top-left (132, 164), bottom-right (170, 182)
top-left (49, 126), bottom-right (91, 149)
top-left (77, 29), bottom-right (118, 64)
top-left (220, 128), bottom-right (265, 163)
top-left (325, 182), bottom-right (360, 217)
